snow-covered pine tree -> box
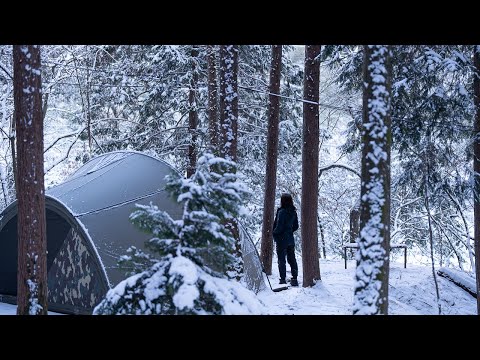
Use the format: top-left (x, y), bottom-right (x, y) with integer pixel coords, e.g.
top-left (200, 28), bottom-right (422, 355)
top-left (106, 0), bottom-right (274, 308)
top-left (93, 153), bottom-right (265, 315)
top-left (323, 45), bottom-right (475, 268)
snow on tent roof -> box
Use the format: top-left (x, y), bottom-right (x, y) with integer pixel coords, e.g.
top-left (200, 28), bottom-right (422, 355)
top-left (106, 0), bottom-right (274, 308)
top-left (0, 151), bottom-right (183, 314)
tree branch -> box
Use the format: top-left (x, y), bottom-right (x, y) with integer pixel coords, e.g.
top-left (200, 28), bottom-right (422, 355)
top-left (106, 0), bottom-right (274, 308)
top-left (0, 64), bottom-right (13, 80)
top-left (318, 164), bottom-right (361, 178)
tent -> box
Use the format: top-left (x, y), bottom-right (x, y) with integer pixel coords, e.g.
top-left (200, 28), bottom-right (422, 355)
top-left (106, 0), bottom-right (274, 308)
top-left (0, 151), bottom-right (183, 314)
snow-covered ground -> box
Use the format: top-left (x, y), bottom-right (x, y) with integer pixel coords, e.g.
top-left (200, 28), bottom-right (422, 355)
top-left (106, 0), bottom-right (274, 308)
top-left (0, 258), bottom-right (475, 315)
top-left (0, 302), bottom-right (61, 315)
top-left (258, 257), bottom-right (476, 315)
top-left (0, 302), bottom-right (16, 315)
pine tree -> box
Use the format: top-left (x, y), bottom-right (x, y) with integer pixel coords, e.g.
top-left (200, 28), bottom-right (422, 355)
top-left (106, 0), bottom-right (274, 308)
top-left (353, 45), bottom-right (392, 315)
top-left (323, 45), bottom-right (474, 268)
top-left (260, 45), bottom-right (282, 275)
top-left (93, 153), bottom-right (264, 314)
top-left (301, 45), bottom-right (321, 287)
top-left (13, 45), bottom-right (48, 315)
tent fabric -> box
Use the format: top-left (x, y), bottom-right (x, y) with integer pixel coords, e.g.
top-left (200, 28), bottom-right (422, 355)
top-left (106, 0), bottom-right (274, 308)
top-left (0, 151), bottom-right (183, 314)
top-left (239, 223), bottom-right (269, 294)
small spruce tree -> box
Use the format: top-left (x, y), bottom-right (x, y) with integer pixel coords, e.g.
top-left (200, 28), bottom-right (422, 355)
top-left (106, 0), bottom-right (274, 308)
top-left (93, 153), bottom-right (265, 315)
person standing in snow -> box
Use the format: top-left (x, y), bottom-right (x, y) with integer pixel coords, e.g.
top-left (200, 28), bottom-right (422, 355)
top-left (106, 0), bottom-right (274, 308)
top-left (273, 193), bottom-right (299, 287)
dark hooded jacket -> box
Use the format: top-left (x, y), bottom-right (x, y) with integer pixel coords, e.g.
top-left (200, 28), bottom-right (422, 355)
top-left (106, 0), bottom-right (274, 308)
top-left (272, 205), bottom-right (299, 247)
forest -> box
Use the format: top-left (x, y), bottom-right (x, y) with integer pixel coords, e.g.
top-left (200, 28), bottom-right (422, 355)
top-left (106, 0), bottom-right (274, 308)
top-left (0, 45), bottom-right (478, 315)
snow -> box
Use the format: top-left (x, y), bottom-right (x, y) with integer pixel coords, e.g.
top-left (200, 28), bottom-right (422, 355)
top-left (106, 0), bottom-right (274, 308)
top-left (0, 302), bottom-right (63, 315)
top-left (257, 257), bottom-right (476, 315)
top-left (93, 254), bottom-right (266, 315)
top-left (169, 256), bottom-right (201, 310)
top-left (1, 257), bottom-right (475, 315)
top-left (26, 279), bottom-right (42, 315)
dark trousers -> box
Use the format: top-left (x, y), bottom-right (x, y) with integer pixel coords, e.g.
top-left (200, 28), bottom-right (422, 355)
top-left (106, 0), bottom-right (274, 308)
top-left (277, 244), bottom-right (298, 280)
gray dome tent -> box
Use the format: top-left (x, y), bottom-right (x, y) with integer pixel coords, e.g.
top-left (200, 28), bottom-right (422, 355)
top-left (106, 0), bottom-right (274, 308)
top-left (0, 151), bottom-right (183, 314)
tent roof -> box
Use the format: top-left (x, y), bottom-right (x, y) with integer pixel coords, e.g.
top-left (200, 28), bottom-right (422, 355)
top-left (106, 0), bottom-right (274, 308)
top-left (49, 151), bottom-right (184, 286)
top-left (47, 151), bottom-right (181, 216)
top-left (1, 151), bottom-right (184, 288)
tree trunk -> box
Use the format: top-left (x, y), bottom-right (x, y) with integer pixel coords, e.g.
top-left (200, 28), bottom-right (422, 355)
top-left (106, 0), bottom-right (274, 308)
top-left (350, 205), bottom-right (360, 243)
top-left (85, 64), bottom-right (92, 154)
top-left (301, 45), bottom-right (321, 287)
top-left (13, 45), bottom-right (48, 315)
top-left (187, 46), bottom-right (199, 178)
top-left (260, 45), bottom-right (282, 275)
top-left (473, 45), bottom-right (480, 315)
top-left (219, 45), bottom-right (238, 162)
top-left (10, 111), bottom-right (18, 197)
top-left (219, 45), bottom-right (241, 276)
top-left (207, 45), bottom-right (219, 155)
top-left (353, 45), bottom-right (392, 315)
top-left (319, 220), bottom-right (326, 258)
top-left (425, 176), bottom-right (442, 315)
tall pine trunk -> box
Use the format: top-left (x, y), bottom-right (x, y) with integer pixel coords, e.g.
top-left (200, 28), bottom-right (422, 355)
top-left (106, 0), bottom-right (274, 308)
top-left (219, 45), bottom-right (238, 162)
top-left (301, 45), bottom-right (321, 287)
top-left (260, 45), bottom-right (282, 275)
top-left (187, 46), bottom-right (199, 178)
top-left (13, 45), bottom-right (48, 315)
top-left (219, 45), bottom-right (241, 276)
top-left (207, 45), bottom-right (219, 155)
top-left (353, 45), bottom-right (392, 315)
top-left (473, 45), bottom-right (480, 315)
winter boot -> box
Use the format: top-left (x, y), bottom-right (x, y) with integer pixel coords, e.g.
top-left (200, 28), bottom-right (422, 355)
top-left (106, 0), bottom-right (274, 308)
top-left (279, 278), bottom-right (287, 284)
top-left (290, 278), bottom-right (298, 287)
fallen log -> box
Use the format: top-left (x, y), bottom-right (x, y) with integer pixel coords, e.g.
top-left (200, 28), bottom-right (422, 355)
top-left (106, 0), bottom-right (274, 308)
top-left (437, 267), bottom-right (477, 298)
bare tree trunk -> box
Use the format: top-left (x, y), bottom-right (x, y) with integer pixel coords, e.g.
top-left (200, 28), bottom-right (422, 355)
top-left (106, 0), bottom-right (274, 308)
top-left (301, 45), bottom-right (321, 287)
top-left (473, 45), bottom-right (480, 315)
top-left (72, 52), bottom-right (91, 154)
top-left (350, 205), bottom-right (360, 243)
top-left (219, 45), bottom-right (238, 162)
top-left (425, 179), bottom-right (442, 315)
top-left (349, 203), bottom-right (360, 260)
top-left (207, 45), bottom-right (219, 155)
top-left (13, 45), bottom-right (48, 315)
top-left (187, 46), bottom-right (199, 178)
top-left (260, 45), bottom-right (282, 275)
top-left (10, 111), bottom-right (18, 196)
top-left (219, 45), bottom-right (241, 276)
top-left (353, 45), bottom-right (392, 315)
top-left (85, 65), bottom-right (92, 153)
top-left (319, 220), bottom-right (326, 258)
